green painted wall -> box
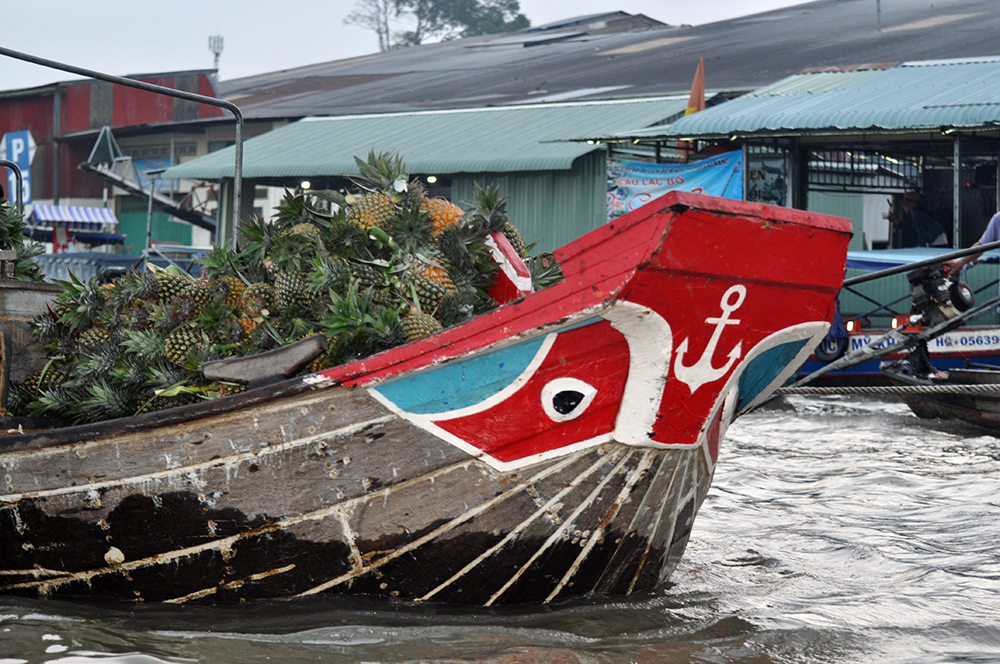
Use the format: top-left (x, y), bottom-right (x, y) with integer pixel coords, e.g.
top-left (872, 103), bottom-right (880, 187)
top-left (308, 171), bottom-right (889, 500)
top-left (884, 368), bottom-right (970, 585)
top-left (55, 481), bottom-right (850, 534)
top-left (117, 196), bottom-right (192, 255)
top-left (453, 151), bottom-right (607, 254)
top-left (808, 191), bottom-right (865, 251)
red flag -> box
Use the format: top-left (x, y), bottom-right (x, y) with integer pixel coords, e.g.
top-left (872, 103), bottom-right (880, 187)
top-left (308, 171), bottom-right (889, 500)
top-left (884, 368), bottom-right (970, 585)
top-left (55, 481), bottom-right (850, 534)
top-left (685, 57), bottom-right (705, 116)
top-left (677, 58), bottom-right (705, 162)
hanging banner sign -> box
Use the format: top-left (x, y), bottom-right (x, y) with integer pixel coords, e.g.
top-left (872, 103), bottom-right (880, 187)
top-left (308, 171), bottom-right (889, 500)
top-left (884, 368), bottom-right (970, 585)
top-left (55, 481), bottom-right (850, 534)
top-left (607, 150), bottom-right (743, 221)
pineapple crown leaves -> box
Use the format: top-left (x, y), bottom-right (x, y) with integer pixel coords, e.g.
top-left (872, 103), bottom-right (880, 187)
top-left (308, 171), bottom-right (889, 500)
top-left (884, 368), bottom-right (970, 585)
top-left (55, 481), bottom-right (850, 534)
top-left (108, 270), bottom-right (155, 309)
top-left (0, 202), bottom-right (44, 281)
top-left (237, 213), bottom-right (277, 266)
top-left (267, 229), bottom-right (323, 274)
top-left (272, 189), bottom-right (319, 232)
top-left (26, 385), bottom-right (82, 422)
top-left (122, 329), bottom-right (167, 363)
top-left (52, 271), bottom-right (108, 333)
top-left (31, 310), bottom-right (62, 342)
top-left (0, 201), bottom-right (29, 248)
top-left (77, 380), bottom-right (138, 423)
top-left (351, 150), bottom-right (408, 196)
top-left (320, 281), bottom-right (383, 338)
top-left (144, 362), bottom-right (190, 391)
top-left (468, 182), bottom-right (509, 233)
top-left (199, 242), bottom-right (245, 280)
top-left (109, 354), bottom-right (152, 391)
top-left (527, 252), bottom-right (565, 291)
top-left (308, 256), bottom-right (352, 296)
top-left (383, 204), bottom-right (433, 254)
top-left (13, 240), bottom-right (45, 282)
top-left (322, 218), bottom-right (377, 261)
top-left (303, 190), bottom-right (348, 218)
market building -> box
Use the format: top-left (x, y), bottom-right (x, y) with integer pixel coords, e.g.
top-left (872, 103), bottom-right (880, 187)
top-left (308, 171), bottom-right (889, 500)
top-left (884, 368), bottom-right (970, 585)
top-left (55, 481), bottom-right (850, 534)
top-left (3, 0), bottom-right (1000, 258)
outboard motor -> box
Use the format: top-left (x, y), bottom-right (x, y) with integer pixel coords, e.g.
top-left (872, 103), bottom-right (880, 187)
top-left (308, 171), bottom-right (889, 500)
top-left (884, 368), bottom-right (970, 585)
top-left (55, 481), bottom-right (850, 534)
top-left (906, 264), bottom-right (975, 327)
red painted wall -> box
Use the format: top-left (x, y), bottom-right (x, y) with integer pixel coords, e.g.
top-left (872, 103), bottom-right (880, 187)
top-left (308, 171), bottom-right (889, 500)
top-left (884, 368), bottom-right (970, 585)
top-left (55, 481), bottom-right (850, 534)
top-left (0, 73), bottom-right (224, 201)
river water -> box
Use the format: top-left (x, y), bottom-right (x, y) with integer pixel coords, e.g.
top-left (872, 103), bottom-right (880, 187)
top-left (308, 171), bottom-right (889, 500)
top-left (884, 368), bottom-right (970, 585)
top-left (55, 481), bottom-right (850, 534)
top-left (3, 395), bottom-right (1000, 663)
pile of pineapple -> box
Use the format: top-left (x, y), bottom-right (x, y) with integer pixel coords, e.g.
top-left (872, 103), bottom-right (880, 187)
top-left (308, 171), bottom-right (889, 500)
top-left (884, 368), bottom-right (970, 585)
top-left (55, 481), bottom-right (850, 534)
top-left (10, 151), bottom-right (561, 424)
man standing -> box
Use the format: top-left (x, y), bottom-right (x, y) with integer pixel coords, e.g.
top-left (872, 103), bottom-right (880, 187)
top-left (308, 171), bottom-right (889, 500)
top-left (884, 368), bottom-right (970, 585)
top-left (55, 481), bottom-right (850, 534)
top-left (945, 210), bottom-right (1000, 274)
top-left (887, 190), bottom-right (949, 247)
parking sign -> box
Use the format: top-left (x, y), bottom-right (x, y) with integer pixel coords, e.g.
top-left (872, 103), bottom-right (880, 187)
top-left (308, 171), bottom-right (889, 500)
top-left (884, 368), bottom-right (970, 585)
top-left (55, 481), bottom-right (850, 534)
top-left (1, 130), bottom-right (36, 205)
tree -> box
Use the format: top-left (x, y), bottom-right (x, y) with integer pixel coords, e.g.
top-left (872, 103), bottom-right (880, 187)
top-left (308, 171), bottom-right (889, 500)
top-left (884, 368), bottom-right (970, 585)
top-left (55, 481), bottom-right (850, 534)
top-left (345, 0), bottom-right (530, 51)
top-left (344, 0), bottom-right (396, 52)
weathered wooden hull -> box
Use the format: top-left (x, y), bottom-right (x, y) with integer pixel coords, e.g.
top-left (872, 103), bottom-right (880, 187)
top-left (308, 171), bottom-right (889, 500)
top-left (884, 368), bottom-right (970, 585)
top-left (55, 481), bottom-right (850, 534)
top-left (884, 366), bottom-right (1000, 432)
top-left (0, 383), bottom-right (710, 603)
top-left (0, 192), bottom-right (852, 604)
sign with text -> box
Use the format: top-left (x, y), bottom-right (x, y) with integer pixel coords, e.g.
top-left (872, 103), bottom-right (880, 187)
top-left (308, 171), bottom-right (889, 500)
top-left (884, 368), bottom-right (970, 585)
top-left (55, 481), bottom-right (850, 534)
top-left (1, 130), bottom-right (36, 205)
top-left (607, 150), bottom-right (743, 221)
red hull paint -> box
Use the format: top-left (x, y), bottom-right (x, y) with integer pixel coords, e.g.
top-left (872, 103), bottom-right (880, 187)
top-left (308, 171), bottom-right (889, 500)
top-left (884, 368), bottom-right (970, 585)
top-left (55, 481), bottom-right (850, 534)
top-left (321, 192), bottom-right (851, 457)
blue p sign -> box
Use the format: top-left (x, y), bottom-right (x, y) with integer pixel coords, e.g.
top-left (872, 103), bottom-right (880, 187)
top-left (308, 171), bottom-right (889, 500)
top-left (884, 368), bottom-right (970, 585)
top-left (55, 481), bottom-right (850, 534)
top-left (1, 130), bottom-right (35, 205)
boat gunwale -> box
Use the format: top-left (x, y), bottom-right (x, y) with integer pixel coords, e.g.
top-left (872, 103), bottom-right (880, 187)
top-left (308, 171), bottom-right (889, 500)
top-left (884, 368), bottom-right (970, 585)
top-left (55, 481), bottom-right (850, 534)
top-left (0, 192), bottom-right (851, 455)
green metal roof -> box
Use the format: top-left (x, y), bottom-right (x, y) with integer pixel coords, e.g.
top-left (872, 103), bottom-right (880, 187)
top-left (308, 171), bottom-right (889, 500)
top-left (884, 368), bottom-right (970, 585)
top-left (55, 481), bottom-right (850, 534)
top-left (664, 56), bottom-right (1000, 140)
top-left (161, 97), bottom-right (688, 180)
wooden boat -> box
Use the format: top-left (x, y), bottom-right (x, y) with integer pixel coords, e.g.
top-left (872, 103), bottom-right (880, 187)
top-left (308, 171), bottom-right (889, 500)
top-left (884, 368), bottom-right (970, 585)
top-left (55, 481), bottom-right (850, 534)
top-left (0, 192), bottom-right (850, 604)
top-left (799, 247), bottom-right (1000, 384)
top-left (882, 360), bottom-right (1000, 431)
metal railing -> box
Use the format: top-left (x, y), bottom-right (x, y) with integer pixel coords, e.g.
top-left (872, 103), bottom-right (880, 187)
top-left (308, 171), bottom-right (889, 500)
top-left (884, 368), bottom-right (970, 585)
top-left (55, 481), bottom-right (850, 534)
top-left (0, 159), bottom-right (23, 212)
top-left (0, 47), bottom-right (244, 232)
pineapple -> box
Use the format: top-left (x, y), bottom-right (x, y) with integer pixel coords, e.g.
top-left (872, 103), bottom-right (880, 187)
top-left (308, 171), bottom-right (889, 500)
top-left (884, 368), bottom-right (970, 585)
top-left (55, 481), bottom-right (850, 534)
top-left (274, 271), bottom-right (315, 312)
top-left (346, 192), bottom-right (396, 231)
top-left (219, 275), bottom-right (246, 309)
top-left (345, 150), bottom-right (407, 231)
top-left (403, 275), bottom-right (448, 313)
top-left (77, 327), bottom-right (111, 349)
top-left (421, 197), bottom-right (464, 234)
top-left (243, 282), bottom-right (276, 317)
top-left (135, 391), bottom-right (201, 415)
top-left (411, 254), bottom-right (457, 292)
top-left (469, 182), bottom-right (528, 257)
top-left (155, 270), bottom-right (190, 304)
top-left (179, 280), bottom-right (213, 316)
top-left (402, 310), bottom-right (443, 344)
top-left (502, 221), bottom-right (527, 257)
top-left (165, 327), bottom-right (203, 367)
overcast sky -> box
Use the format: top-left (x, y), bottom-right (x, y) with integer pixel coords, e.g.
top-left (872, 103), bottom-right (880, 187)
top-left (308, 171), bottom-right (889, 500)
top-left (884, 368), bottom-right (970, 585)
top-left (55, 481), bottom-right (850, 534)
top-left (1, 0), bottom-right (812, 90)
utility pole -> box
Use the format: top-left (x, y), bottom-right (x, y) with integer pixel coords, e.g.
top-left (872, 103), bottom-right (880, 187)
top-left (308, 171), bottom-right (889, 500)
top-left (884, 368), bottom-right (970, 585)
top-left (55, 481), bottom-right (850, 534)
top-left (876, 0), bottom-right (882, 32)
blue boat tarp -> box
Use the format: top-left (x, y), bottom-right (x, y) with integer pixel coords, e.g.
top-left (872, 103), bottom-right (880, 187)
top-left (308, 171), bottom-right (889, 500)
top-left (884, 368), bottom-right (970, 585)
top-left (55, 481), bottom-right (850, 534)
top-left (846, 248), bottom-right (1000, 272)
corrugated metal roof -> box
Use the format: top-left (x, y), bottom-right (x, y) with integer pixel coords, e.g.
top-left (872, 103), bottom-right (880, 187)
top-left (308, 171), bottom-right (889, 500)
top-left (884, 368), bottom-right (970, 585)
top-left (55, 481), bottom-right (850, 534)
top-left (214, 0), bottom-right (1000, 119)
top-left (746, 69), bottom-right (882, 97)
top-left (666, 56), bottom-right (1000, 139)
top-left (161, 97), bottom-right (686, 180)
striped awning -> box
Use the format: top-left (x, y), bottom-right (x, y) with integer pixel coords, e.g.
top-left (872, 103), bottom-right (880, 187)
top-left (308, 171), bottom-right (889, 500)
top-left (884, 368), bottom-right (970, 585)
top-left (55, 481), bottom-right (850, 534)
top-left (28, 204), bottom-right (119, 233)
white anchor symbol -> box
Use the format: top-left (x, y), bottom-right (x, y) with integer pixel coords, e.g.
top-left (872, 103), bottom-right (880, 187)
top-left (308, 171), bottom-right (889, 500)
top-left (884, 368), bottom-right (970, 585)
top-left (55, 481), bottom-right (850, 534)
top-left (674, 285), bottom-right (746, 394)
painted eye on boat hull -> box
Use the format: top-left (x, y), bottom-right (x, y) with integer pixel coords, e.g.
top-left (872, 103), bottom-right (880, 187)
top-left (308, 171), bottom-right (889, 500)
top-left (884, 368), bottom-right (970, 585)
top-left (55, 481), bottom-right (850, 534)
top-left (541, 378), bottom-right (597, 422)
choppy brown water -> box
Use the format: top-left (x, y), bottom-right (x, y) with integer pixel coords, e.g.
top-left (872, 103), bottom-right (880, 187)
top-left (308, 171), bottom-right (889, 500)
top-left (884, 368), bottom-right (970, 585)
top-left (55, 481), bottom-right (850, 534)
top-left (3, 395), bottom-right (1000, 664)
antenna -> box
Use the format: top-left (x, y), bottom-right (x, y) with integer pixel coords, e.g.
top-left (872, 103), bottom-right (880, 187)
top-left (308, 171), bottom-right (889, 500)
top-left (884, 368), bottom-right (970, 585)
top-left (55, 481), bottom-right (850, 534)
top-left (208, 35), bottom-right (224, 74)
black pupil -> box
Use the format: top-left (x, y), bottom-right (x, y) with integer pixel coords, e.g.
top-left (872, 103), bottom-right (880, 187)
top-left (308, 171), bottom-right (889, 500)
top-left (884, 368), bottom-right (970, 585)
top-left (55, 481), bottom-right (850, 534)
top-left (553, 390), bottom-right (584, 414)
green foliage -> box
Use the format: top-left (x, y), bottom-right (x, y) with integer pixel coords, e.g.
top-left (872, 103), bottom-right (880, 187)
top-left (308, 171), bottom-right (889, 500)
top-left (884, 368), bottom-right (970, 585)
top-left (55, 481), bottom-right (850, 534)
top-left (346, 0), bottom-right (530, 51)
top-left (13, 151), bottom-right (561, 425)
top-left (0, 201), bottom-right (45, 282)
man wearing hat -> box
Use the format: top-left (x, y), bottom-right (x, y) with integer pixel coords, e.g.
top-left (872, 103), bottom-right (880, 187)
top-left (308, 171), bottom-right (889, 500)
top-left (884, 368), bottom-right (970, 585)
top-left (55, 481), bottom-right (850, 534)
top-left (887, 190), bottom-right (949, 248)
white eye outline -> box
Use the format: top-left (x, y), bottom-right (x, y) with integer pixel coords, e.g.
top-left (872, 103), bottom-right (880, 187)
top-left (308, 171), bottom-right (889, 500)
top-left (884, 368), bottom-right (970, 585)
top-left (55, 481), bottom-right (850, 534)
top-left (540, 378), bottom-right (598, 422)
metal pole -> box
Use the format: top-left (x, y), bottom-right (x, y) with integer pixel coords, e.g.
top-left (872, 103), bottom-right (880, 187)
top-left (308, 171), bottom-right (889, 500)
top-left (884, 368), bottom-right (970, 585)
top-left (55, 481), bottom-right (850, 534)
top-left (876, 0), bottom-right (882, 32)
top-left (954, 134), bottom-right (963, 247)
top-left (0, 46), bottom-right (244, 231)
top-left (146, 173), bottom-right (157, 255)
top-left (0, 160), bottom-right (24, 213)
top-left (843, 239), bottom-right (1000, 286)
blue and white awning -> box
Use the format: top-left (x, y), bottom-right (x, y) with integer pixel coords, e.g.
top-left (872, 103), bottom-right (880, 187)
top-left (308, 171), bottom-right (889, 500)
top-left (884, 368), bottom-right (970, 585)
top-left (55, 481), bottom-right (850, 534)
top-left (28, 204), bottom-right (119, 233)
